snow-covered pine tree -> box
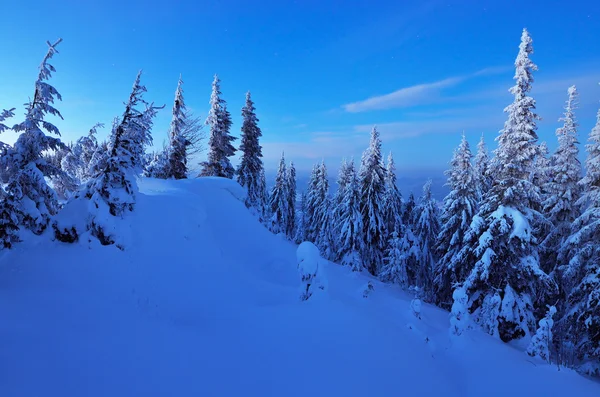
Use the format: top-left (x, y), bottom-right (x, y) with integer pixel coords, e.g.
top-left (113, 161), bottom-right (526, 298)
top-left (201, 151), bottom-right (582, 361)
top-left (541, 86), bottom-right (581, 275)
top-left (167, 75), bottom-right (188, 179)
top-left (75, 71), bottom-right (159, 245)
top-left (0, 39), bottom-right (69, 234)
top-left (144, 149), bottom-right (170, 179)
top-left (200, 75), bottom-right (236, 178)
top-left (285, 161), bottom-right (297, 240)
top-left (332, 158), bottom-right (350, 247)
top-left (359, 126), bottom-right (387, 275)
top-left (380, 226), bottom-right (408, 286)
top-left (455, 29), bottom-right (555, 342)
top-left (557, 106), bottom-right (600, 371)
top-left (335, 159), bottom-right (364, 271)
top-left (403, 192), bottom-right (416, 227)
top-left (268, 153), bottom-right (289, 235)
top-left (533, 141), bottom-right (551, 214)
top-left (314, 161), bottom-right (334, 259)
top-left (527, 305), bottom-right (557, 363)
top-left (304, 162), bottom-right (327, 243)
top-left (474, 134), bottom-right (492, 202)
top-left (383, 152), bottom-right (403, 237)
top-left (294, 191), bottom-right (307, 243)
top-left (434, 134), bottom-right (478, 309)
top-left (237, 91), bottom-right (266, 213)
top-left (0, 108), bottom-right (19, 249)
top-left (414, 179), bottom-right (440, 300)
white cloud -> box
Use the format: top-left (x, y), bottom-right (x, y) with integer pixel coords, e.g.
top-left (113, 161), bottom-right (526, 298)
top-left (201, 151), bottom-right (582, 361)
top-left (342, 67), bottom-right (508, 113)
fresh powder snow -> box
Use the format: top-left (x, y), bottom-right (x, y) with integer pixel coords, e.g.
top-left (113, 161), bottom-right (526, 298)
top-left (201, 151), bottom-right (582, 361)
top-left (1, 177), bottom-right (598, 396)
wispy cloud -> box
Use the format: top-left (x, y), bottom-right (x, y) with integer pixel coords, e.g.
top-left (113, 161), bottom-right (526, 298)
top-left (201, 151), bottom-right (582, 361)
top-left (342, 66), bottom-right (508, 113)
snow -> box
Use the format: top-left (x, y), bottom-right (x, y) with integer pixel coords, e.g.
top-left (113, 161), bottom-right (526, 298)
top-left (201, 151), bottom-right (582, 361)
top-left (1, 177), bottom-right (599, 396)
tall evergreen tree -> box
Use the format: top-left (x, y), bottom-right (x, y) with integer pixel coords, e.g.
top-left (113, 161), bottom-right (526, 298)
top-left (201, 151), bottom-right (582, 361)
top-left (294, 191), bottom-right (307, 243)
top-left (200, 75), bottom-right (236, 178)
top-left (474, 134), bottom-right (492, 202)
top-left (285, 161), bottom-right (297, 240)
top-left (0, 108), bottom-right (19, 249)
top-left (542, 86), bottom-right (581, 275)
top-left (455, 29), bottom-right (554, 342)
top-left (359, 126), bottom-right (387, 275)
top-left (332, 159), bottom-right (350, 236)
top-left (403, 192), bottom-right (416, 227)
top-left (414, 179), bottom-right (440, 299)
top-left (314, 161), bottom-right (334, 259)
top-left (557, 106), bottom-right (600, 369)
top-left (335, 159), bottom-right (364, 271)
top-left (434, 134), bottom-right (478, 309)
top-left (268, 153), bottom-right (289, 234)
top-left (383, 152), bottom-right (403, 236)
top-left (76, 71), bottom-right (160, 245)
top-left (167, 75), bottom-right (188, 179)
top-left (237, 91), bottom-right (266, 213)
top-left (303, 164), bottom-right (320, 242)
top-left (0, 39), bottom-right (68, 234)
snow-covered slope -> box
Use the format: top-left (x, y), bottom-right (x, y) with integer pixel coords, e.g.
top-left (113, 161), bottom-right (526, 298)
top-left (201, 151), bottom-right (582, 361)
top-left (0, 178), bottom-right (597, 396)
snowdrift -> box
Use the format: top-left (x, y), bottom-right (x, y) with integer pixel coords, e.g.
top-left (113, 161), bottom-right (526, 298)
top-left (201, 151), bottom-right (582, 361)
top-left (0, 177), bottom-right (598, 396)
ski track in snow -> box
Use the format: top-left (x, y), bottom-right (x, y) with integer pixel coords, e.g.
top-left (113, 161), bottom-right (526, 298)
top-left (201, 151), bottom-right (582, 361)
top-left (0, 178), bottom-right (598, 396)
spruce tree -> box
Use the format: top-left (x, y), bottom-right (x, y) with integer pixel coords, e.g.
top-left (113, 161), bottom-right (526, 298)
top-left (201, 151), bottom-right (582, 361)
top-left (414, 179), bottom-right (440, 299)
top-left (77, 71), bottom-right (160, 245)
top-left (474, 134), bottom-right (492, 202)
top-left (294, 191), bottom-right (307, 243)
top-left (285, 161), bottom-right (297, 240)
top-left (314, 162), bottom-right (334, 259)
top-left (335, 159), bottom-right (364, 271)
top-left (305, 162), bottom-right (329, 243)
top-left (557, 106), bottom-right (600, 369)
top-left (200, 75), bottom-right (236, 178)
top-left (542, 86), bottom-right (581, 275)
top-left (434, 134), bottom-right (478, 309)
top-left (383, 152), bottom-right (403, 236)
top-left (268, 153), bottom-right (289, 234)
top-left (0, 108), bottom-right (19, 249)
top-left (0, 39), bottom-right (68, 234)
top-left (237, 91), bottom-right (266, 212)
top-left (167, 75), bottom-right (188, 179)
top-left (403, 192), bottom-right (416, 226)
top-left (455, 29), bottom-right (554, 342)
top-left (332, 158), bottom-right (350, 244)
top-left (359, 126), bottom-right (387, 275)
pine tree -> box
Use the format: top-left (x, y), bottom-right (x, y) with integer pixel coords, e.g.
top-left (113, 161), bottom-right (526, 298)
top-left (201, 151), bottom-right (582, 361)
top-left (434, 134), bottom-right (478, 309)
top-left (74, 71), bottom-right (159, 245)
top-left (380, 226), bottom-right (408, 285)
top-left (403, 192), bottom-right (416, 226)
top-left (359, 126), bottom-right (387, 275)
top-left (335, 159), bottom-right (364, 271)
top-left (455, 29), bottom-right (554, 342)
top-left (557, 106), bottom-right (600, 369)
top-left (332, 159), bottom-right (351, 244)
top-left (200, 75), bottom-right (236, 178)
top-left (533, 141), bottom-right (552, 212)
top-left (542, 86), bottom-right (581, 275)
top-left (527, 305), bottom-right (557, 363)
top-left (0, 108), bottom-right (19, 248)
top-left (237, 91), bottom-right (266, 212)
top-left (474, 134), bottom-right (492, 202)
top-left (167, 75), bottom-right (188, 179)
top-left (0, 39), bottom-right (68, 234)
top-left (268, 153), bottom-right (289, 234)
top-left (314, 162), bottom-right (334, 259)
top-left (383, 152), bottom-right (403, 236)
top-left (285, 161), bottom-right (297, 240)
top-left (305, 162), bottom-right (329, 243)
top-left (294, 191), bottom-right (307, 243)
top-left (414, 179), bottom-right (440, 299)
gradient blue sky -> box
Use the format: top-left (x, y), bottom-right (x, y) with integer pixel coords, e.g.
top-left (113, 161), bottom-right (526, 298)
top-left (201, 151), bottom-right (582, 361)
top-left (1, 0), bottom-right (600, 193)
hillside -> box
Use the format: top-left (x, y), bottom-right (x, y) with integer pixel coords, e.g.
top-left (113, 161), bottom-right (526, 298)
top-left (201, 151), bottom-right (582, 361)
top-left (0, 177), bottom-right (598, 396)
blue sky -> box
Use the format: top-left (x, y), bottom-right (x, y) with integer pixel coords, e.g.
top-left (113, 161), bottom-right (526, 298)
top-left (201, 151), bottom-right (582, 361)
top-left (1, 0), bottom-right (600, 194)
